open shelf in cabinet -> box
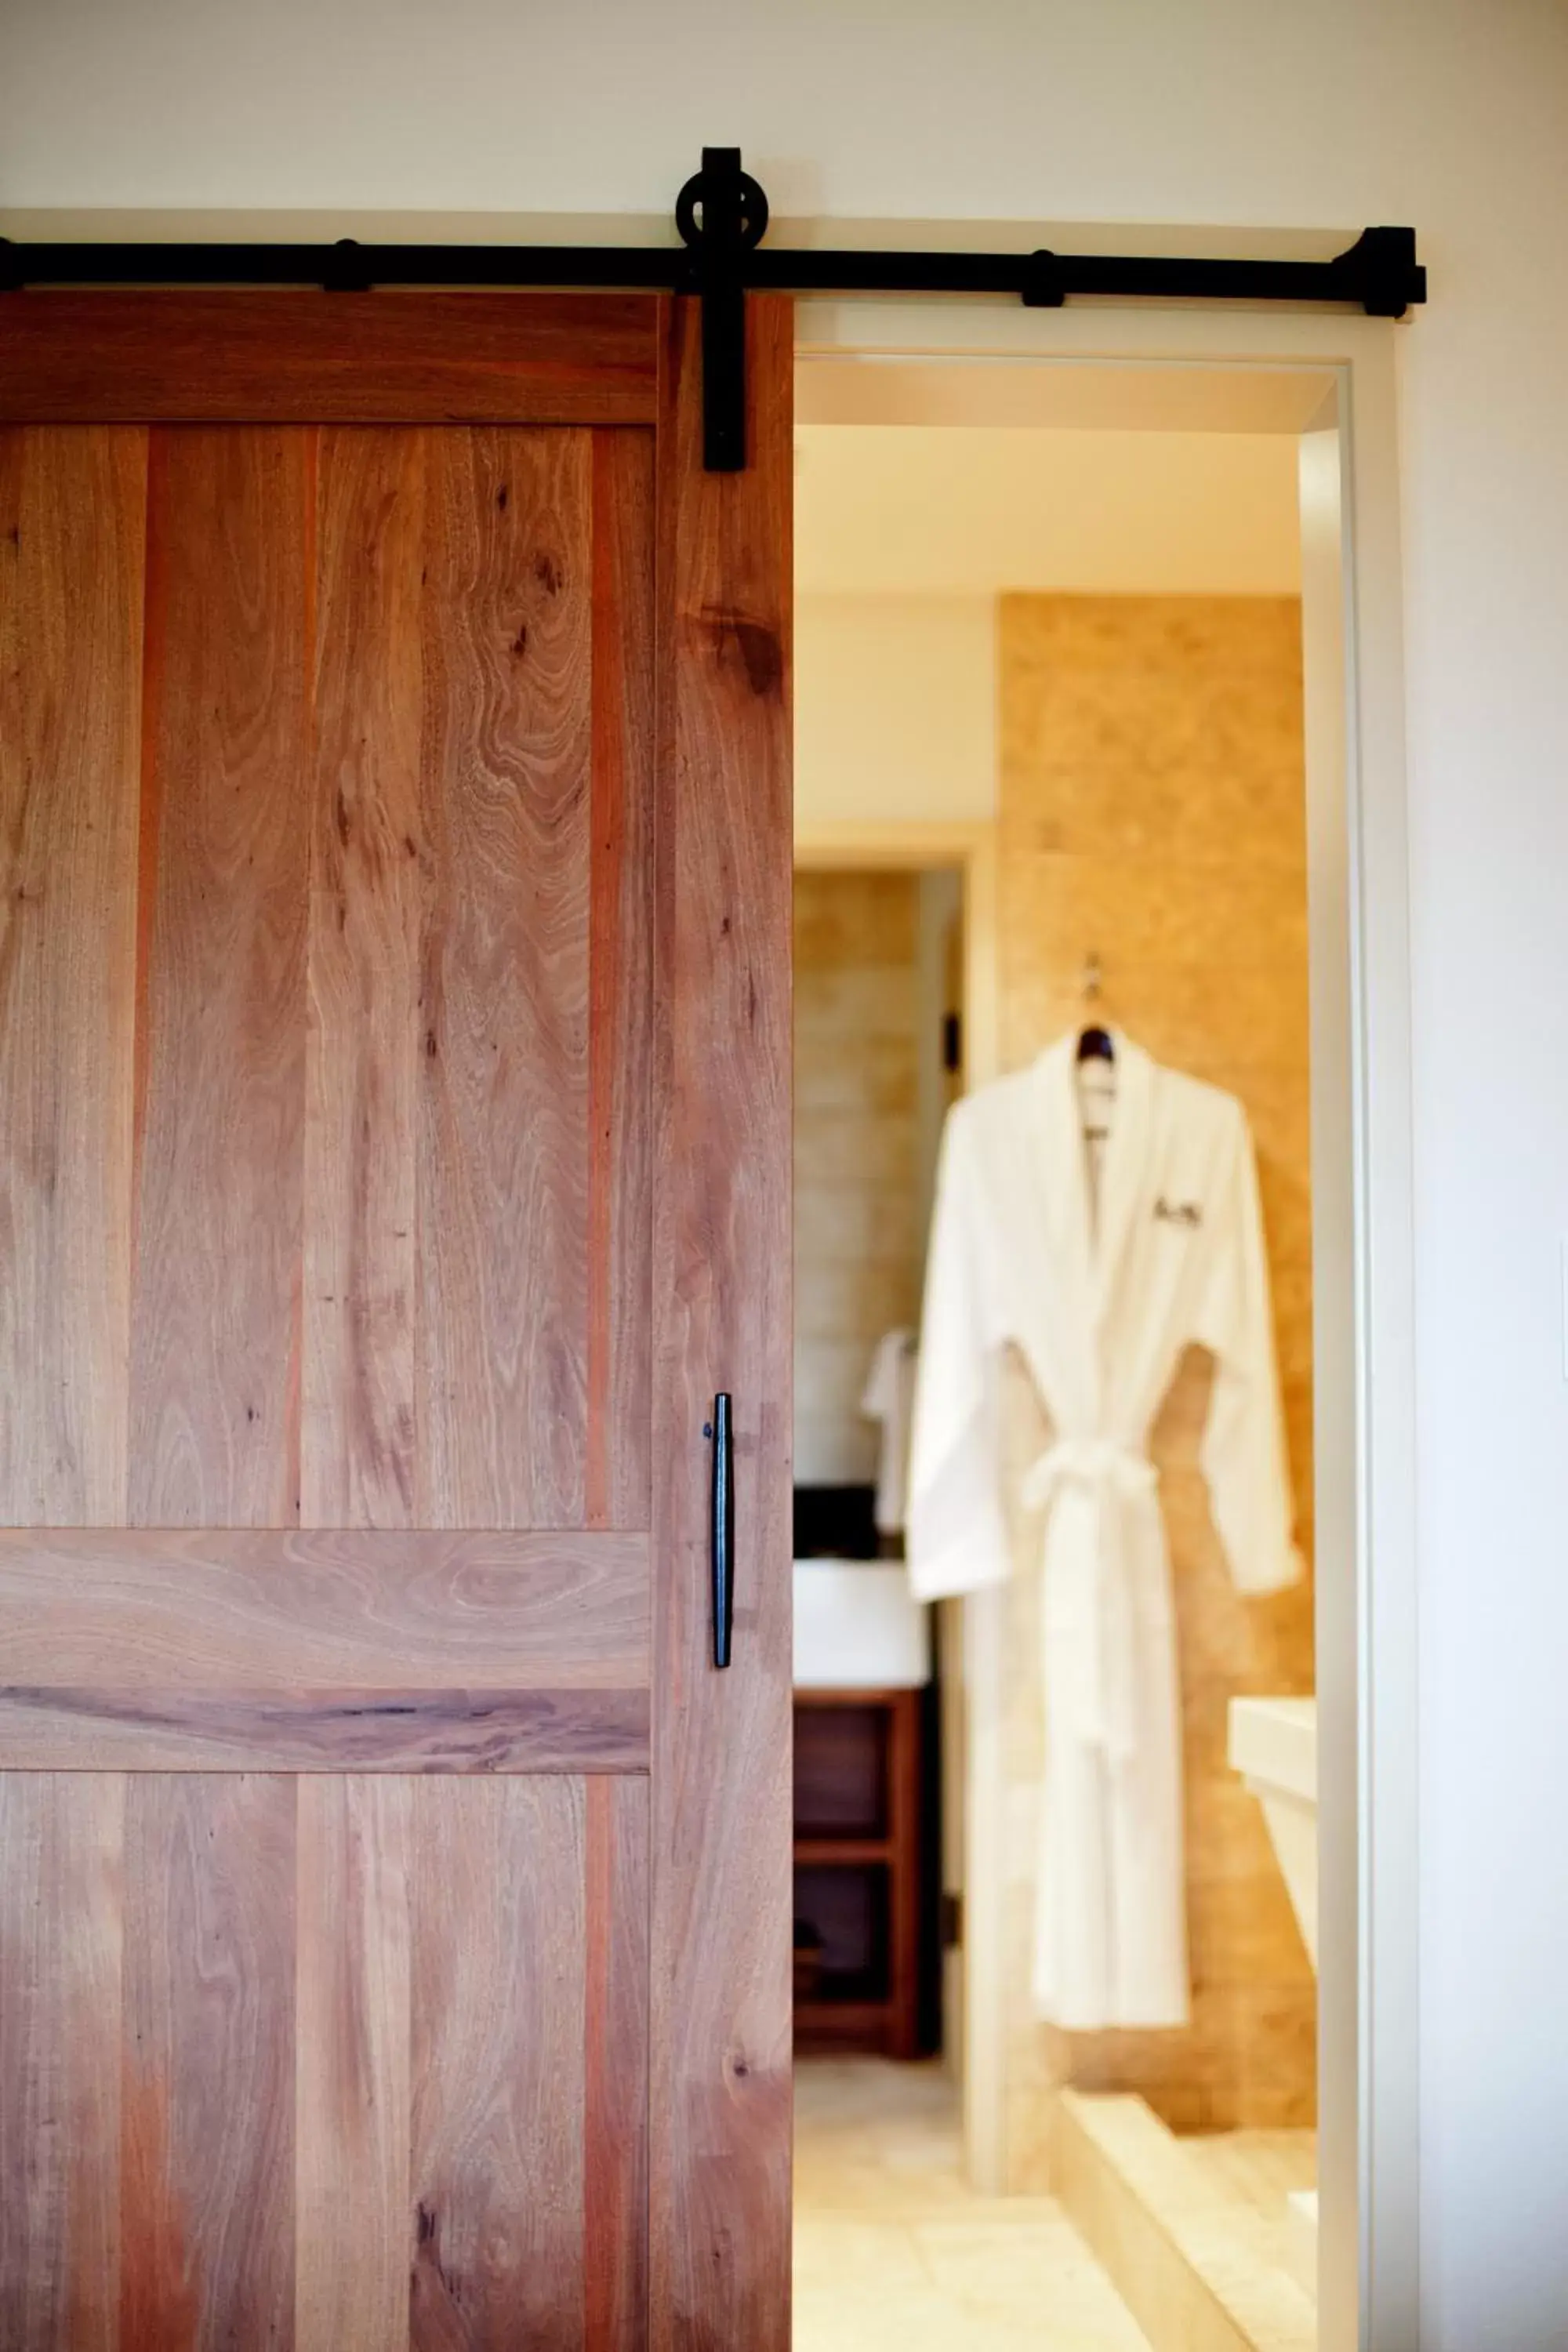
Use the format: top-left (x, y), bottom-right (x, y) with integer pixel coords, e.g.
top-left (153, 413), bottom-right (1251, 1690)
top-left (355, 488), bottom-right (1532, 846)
top-left (793, 1685), bottom-right (933, 2059)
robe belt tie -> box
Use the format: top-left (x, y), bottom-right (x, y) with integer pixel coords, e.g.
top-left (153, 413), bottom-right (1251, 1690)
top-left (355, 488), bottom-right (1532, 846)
top-left (1021, 1438), bottom-right (1160, 1766)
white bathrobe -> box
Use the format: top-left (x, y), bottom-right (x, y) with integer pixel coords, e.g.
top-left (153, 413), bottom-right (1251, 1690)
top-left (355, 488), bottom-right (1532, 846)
top-left (907, 1033), bottom-right (1300, 2031)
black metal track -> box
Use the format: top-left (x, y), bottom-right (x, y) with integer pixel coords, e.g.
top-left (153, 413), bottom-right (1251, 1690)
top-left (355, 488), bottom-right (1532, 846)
top-left (0, 230), bottom-right (1426, 305)
top-left (0, 147), bottom-right (1426, 471)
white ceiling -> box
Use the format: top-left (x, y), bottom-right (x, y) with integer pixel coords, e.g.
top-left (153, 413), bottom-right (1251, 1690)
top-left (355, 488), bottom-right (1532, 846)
top-left (794, 424), bottom-right (1302, 600)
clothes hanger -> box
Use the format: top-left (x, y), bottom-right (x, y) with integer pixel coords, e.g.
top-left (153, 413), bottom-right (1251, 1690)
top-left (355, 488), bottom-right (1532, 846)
top-left (1076, 951), bottom-right (1115, 1063)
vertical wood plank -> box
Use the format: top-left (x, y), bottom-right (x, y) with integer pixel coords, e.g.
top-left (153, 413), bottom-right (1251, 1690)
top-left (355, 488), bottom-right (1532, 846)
top-left (0, 423), bottom-right (143, 1526)
top-left (129, 427), bottom-right (313, 1528)
top-left (0, 1773), bottom-right (125, 2352)
top-left (649, 296), bottom-right (795, 2352)
top-left (120, 1773), bottom-right (297, 2349)
top-left (409, 1777), bottom-right (586, 2348)
top-left (296, 1776), bottom-right (412, 2352)
top-left (304, 428), bottom-right (426, 1528)
top-left (584, 1775), bottom-right (649, 2352)
top-left (586, 430), bottom-right (655, 1531)
top-left (416, 429), bottom-right (595, 1530)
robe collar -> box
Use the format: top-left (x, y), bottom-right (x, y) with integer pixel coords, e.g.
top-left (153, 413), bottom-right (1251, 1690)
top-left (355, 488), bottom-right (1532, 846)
top-left (1033, 1029), bottom-right (1156, 1327)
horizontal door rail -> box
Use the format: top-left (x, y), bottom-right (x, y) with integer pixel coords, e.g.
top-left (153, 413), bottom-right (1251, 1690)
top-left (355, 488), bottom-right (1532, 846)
top-left (0, 144), bottom-right (1426, 470)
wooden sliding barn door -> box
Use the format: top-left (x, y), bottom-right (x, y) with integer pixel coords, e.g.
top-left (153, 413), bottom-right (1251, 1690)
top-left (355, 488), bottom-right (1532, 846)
top-left (0, 292), bottom-right (792, 2350)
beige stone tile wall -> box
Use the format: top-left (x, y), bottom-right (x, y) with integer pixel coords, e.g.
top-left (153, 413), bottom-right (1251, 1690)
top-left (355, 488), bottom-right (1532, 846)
top-left (794, 870), bottom-right (924, 1489)
top-left (996, 595), bottom-right (1316, 2170)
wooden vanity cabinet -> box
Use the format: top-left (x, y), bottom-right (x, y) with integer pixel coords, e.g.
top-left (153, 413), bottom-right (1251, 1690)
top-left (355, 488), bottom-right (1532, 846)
top-left (792, 1685), bottom-right (932, 2059)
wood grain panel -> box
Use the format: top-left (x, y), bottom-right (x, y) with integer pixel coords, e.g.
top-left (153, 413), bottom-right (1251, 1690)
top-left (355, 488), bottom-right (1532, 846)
top-left (409, 1777), bottom-right (589, 2347)
top-left (307, 423), bottom-right (653, 1534)
top-left (649, 295), bottom-right (795, 2352)
top-left (2, 341), bottom-right (761, 2345)
top-left (584, 1775), bottom-right (650, 2352)
top-left (586, 430), bottom-right (655, 1530)
top-left (0, 1683), bottom-right (648, 1772)
top-left (120, 1773), bottom-right (296, 2347)
top-left (0, 1777), bottom-right (651, 2343)
top-left (418, 428), bottom-right (593, 1529)
top-left (304, 427), bottom-right (426, 1528)
top-left (0, 423), bottom-right (143, 1526)
top-left (129, 426), bottom-right (312, 1529)
top-left (296, 1776), bottom-right (412, 2352)
top-left (0, 1774), bottom-right (124, 2352)
top-left (0, 1528), bottom-right (649, 1686)
top-left (0, 292), bottom-right (659, 425)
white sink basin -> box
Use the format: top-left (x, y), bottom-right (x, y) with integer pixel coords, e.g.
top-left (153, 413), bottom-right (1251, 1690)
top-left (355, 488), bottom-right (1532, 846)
top-left (1229, 1695), bottom-right (1317, 1965)
top-left (793, 1559), bottom-right (931, 1690)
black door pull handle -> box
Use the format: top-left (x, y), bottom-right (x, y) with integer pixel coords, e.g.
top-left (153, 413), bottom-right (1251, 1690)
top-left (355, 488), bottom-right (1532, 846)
top-left (710, 1393), bottom-right (735, 1668)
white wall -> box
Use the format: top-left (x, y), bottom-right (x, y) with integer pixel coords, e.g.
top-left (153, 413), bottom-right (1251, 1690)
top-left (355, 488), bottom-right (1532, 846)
top-left (795, 428), bottom-right (1298, 832)
top-left (797, 426), bottom-right (1303, 597)
top-left (795, 597), bottom-right (996, 829)
top-left (5, 5), bottom-right (1568, 2340)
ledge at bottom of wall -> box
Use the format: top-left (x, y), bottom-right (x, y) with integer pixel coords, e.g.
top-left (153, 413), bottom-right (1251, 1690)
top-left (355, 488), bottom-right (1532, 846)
top-left (1051, 2088), bottom-right (1316, 2352)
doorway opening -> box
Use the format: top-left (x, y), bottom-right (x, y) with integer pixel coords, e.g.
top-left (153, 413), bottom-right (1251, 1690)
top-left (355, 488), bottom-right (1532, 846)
top-left (789, 386), bottom-right (1340, 2350)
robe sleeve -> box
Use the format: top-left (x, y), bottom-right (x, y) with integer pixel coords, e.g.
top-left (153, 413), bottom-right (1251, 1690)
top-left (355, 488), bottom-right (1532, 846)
top-left (906, 1102), bottom-right (1012, 1601)
top-left (1192, 1101), bottom-right (1303, 1596)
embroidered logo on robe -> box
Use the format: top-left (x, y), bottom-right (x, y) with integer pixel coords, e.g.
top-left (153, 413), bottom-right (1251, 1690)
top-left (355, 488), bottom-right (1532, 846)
top-left (1152, 1196), bottom-right (1203, 1229)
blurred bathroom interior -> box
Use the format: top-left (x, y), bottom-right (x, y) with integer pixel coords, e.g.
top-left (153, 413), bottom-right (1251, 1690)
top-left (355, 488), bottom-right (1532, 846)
top-left (790, 410), bottom-right (1318, 2352)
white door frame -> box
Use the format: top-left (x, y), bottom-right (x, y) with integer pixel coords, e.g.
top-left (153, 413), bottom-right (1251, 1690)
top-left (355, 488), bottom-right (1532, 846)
top-left (795, 298), bottom-right (1418, 2352)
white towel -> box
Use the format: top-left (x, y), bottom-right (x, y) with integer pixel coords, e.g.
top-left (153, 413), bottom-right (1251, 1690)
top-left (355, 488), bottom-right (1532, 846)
top-left (861, 1328), bottom-right (919, 1535)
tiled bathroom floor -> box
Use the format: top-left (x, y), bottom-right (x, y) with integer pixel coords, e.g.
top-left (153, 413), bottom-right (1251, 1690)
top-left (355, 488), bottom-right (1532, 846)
top-left (793, 2056), bottom-right (1152, 2351)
